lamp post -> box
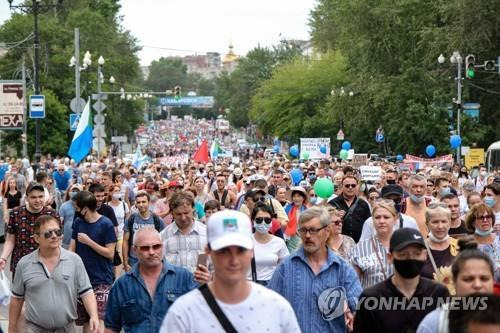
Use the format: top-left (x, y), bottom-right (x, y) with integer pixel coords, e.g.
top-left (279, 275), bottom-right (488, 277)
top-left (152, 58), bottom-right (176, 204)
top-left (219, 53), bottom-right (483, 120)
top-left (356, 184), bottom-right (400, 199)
top-left (109, 75), bottom-right (115, 135)
top-left (438, 51), bottom-right (462, 164)
top-left (331, 87), bottom-right (353, 153)
top-left (7, 0), bottom-right (63, 164)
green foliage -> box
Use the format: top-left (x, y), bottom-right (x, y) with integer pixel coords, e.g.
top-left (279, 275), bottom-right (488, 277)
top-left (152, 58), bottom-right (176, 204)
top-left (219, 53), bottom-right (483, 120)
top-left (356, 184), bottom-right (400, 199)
top-left (0, 2), bottom-right (142, 159)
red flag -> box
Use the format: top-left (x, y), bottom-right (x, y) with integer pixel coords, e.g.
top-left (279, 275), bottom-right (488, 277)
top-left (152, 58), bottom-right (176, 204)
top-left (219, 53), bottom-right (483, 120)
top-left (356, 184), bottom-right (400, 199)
top-left (192, 139), bottom-right (210, 163)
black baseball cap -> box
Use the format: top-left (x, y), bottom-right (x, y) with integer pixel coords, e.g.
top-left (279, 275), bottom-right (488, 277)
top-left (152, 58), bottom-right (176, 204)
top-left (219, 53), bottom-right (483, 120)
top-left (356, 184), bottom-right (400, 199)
top-left (390, 228), bottom-right (425, 253)
top-left (381, 184), bottom-right (403, 198)
top-left (26, 182), bottom-right (45, 195)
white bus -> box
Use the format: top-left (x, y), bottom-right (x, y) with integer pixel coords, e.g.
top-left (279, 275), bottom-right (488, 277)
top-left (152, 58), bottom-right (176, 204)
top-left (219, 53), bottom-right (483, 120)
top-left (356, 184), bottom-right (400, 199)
top-left (486, 141), bottom-right (500, 172)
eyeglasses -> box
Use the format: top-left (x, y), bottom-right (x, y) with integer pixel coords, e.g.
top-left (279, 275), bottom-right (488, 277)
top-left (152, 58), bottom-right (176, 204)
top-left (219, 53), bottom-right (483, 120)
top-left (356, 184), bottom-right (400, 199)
top-left (343, 184), bottom-right (357, 189)
top-left (369, 196), bottom-right (380, 201)
top-left (475, 215), bottom-right (493, 221)
top-left (298, 225), bottom-right (328, 235)
top-left (255, 217), bottom-right (272, 224)
top-left (37, 228), bottom-right (63, 239)
top-left (332, 220), bottom-right (343, 226)
top-left (136, 243), bottom-right (162, 252)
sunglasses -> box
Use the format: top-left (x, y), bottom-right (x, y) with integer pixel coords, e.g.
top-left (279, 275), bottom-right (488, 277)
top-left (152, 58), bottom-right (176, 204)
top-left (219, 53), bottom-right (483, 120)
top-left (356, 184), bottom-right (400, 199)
top-left (332, 220), bottom-right (343, 226)
top-left (344, 184), bottom-right (357, 189)
top-left (137, 244), bottom-right (162, 252)
top-left (253, 196), bottom-right (266, 203)
top-left (475, 215), bottom-right (493, 221)
top-left (38, 228), bottom-right (63, 239)
top-left (255, 217), bottom-right (272, 224)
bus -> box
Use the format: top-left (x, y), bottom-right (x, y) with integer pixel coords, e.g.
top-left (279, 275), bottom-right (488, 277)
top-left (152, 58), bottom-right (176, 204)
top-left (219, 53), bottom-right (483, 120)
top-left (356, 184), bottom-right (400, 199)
top-left (486, 141), bottom-right (500, 172)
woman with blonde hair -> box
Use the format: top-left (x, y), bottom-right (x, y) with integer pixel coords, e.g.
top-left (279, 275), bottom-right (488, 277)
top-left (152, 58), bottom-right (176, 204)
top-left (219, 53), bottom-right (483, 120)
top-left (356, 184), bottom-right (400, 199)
top-left (326, 206), bottom-right (355, 259)
top-left (348, 199), bottom-right (397, 288)
top-left (421, 203), bottom-right (458, 293)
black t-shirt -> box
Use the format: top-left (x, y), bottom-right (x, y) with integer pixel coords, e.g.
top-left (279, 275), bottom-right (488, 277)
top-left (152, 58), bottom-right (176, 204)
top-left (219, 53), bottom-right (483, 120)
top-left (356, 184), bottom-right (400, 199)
top-left (354, 276), bottom-right (449, 333)
top-left (97, 204), bottom-right (118, 227)
top-left (328, 195), bottom-right (371, 242)
top-left (421, 246), bottom-right (455, 280)
top-left (449, 221), bottom-right (469, 236)
top-left (5, 191), bottom-right (22, 209)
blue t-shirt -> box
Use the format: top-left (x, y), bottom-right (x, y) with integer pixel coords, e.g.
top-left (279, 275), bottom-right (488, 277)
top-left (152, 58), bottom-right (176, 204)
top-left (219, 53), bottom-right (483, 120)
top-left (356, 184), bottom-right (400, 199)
top-left (59, 200), bottom-right (75, 248)
top-left (72, 215), bottom-right (117, 285)
top-left (53, 171), bottom-right (71, 191)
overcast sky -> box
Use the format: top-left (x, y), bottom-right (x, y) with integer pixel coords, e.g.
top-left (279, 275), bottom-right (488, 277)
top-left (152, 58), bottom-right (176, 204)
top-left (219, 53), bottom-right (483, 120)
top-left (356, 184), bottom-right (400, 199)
top-left (1, 0), bottom-right (316, 66)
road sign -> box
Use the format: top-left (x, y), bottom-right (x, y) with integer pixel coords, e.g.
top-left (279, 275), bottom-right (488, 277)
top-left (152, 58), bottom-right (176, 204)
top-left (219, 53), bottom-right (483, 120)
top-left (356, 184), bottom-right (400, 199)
top-left (70, 97), bottom-right (86, 114)
top-left (92, 93), bottom-right (107, 100)
top-left (111, 136), bottom-right (127, 143)
top-left (0, 81), bottom-right (24, 129)
top-left (92, 125), bottom-right (106, 138)
top-left (93, 100), bottom-right (106, 113)
top-left (69, 113), bottom-right (80, 131)
top-left (336, 129), bottom-right (345, 141)
top-left (94, 114), bottom-right (105, 124)
top-left (29, 95), bottom-right (45, 119)
top-left (376, 133), bottom-right (385, 142)
top-left (92, 138), bottom-right (106, 153)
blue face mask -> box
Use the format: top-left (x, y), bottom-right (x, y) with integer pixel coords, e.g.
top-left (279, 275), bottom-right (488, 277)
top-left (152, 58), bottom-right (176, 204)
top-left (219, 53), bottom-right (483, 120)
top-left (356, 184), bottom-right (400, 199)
top-left (410, 194), bottom-right (424, 204)
top-left (254, 222), bottom-right (271, 234)
top-left (440, 187), bottom-right (451, 197)
top-left (484, 197), bottom-right (496, 208)
top-left (475, 227), bottom-right (493, 237)
top-left (310, 197), bottom-right (317, 205)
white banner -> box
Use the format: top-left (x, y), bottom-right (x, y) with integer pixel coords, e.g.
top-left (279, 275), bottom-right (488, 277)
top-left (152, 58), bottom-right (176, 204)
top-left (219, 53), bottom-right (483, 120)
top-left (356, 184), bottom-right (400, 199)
top-left (0, 81), bottom-right (24, 129)
top-left (300, 138), bottom-right (331, 159)
top-left (360, 166), bottom-right (382, 181)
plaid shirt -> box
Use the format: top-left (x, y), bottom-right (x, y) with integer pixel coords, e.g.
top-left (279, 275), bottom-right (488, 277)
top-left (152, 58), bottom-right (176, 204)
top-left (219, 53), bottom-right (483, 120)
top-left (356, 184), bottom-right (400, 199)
top-left (160, 220), bottom-right (207, 273)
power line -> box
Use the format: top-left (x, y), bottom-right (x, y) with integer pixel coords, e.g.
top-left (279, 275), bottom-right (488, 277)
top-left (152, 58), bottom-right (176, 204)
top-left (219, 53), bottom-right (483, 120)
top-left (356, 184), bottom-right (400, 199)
top-left (467, 82), bottom-right (500, 95)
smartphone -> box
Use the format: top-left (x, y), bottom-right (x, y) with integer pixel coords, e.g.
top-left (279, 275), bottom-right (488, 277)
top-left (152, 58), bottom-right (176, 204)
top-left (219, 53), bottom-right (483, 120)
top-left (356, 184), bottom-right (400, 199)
top-left (197, 253), bottom-right (208, 267)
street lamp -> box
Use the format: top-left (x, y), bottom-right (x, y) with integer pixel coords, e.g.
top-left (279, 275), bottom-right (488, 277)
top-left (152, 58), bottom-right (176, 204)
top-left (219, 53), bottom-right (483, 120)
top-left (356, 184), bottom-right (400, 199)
top-left (8, 0), bottom-right (63, 164)
top-left (438, 51), bottom-right (463, 164)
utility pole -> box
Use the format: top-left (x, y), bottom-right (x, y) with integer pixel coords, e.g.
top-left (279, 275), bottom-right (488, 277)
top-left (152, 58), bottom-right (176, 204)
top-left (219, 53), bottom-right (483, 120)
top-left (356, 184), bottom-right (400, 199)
top-left (22, 57), bottom-right (28, 158)
top-left (33, 0), bottom-right (41, 163)
top-left (74, 28), bottom-right (82, 115)
top-left (456, 57), bottom-right (462, 165)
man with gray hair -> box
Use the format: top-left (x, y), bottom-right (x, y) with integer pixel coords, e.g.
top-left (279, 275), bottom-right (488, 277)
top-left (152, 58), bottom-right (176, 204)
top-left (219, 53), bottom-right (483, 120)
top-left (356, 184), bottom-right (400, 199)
top-left (268, 206), bottom-right (362, 333)
top-left (105, 227), bottom-right (197, 333)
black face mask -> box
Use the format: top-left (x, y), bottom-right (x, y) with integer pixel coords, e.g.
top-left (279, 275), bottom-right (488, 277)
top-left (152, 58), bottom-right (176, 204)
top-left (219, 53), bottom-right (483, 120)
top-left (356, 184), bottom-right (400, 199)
top-left (386, 179), bottom-right (396, 185)
top-left (393, 258), bottom-right (425, 279)
top-left (392, 199), bottom-right (402, 213)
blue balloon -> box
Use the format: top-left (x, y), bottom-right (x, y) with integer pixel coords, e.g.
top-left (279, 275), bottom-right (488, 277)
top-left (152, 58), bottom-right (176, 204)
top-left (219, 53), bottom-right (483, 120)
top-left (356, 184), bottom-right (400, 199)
top-left (342, 141), bottom-right (351, 150)
top-left (450, 135), bottom-right (461, 149)
top-left (319, 145), bottom-right (327, 154)
top-left (290, 145), bottom-right (299, 157)
top-left (426, 145), bottom-right (436, 157)
top-left (290, 168), bottom-right (303, 185)
top-left (396, 154), bottom-right (403, 161)
top-left (273, 145), bottom-right (280, 153)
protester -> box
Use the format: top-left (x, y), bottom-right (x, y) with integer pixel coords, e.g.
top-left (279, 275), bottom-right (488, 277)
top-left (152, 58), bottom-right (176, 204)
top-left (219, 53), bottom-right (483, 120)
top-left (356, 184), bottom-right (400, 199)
top-left (10, 215), bottom-right (99, 333)
top-left (204, 199), bottom-right (221, 221)
top-left (441, 193), bottom-right (469, 236)
top-left (104, 228), bottom-right (197, 332)
top-left (269, 206), bottom-right (362, 333)
top-left (208, 174), bottom-right (236, 209)
top-left (59, 184), bottom-right (82, 249)
top-left (350, 199), bottom-right (396, 288)
top-left (417, 237), bottom-right (496, 333)
top-left (354, 228), bottom-right (449, 332)
top-left (160, 191), bottom-right (207, 272)
top-left (249, 203), bottom-right (289, 285)
top-left (2, 176), bottom-right (22, 224)
top-left (0, 182), bottom-right (59, 276)
top-left (123, 190), bottom-right (164, 271)
top-left (70, 190), bottom-right (117, 332)
top-left (160, 210), bottom-right (300, 332)
top-left (326, 206), bottom-right (355, 259)
top-left (328, 175), bottom-right (371, 242)
top-left (464, 203), bottom-right (500, 282)
top-left (483, 183), bottom-right (500, 232)
top-left (284, 186), bottom-right (309, 252)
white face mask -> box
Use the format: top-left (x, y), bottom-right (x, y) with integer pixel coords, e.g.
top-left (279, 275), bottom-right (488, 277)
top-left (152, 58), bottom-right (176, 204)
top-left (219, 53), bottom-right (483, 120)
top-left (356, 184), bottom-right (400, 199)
top-left (112, 193), bottom-right (122, 201)
top-left (480, 171), bottom-right (487, 177)
top-left (254, 222), bottom-right (271, 234)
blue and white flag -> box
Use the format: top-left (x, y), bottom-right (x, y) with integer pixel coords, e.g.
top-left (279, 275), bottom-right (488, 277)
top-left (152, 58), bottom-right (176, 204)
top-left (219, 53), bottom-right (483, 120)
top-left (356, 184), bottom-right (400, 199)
top-left (68, 100), bottom-right (92, 164)
top-left (132, 145), bottom-right (149, 169)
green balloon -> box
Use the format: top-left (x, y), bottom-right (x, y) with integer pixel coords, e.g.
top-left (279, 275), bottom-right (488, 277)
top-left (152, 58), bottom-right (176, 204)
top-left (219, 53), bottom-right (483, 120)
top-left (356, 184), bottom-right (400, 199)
top-left (340, 149), bottom-right (348, 160)
top-left (302, 151), bottom-right (310, 160)
top-left (314, 178), bottom-right (334, 199)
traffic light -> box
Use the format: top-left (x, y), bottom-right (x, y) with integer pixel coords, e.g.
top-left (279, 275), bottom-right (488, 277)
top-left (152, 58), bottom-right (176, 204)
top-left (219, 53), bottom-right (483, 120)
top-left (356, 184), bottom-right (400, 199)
top-left (465, 55), bottom-right (475, 79)
top-left (484, 60), bottom-right (496, 71)
top-left (174, 86), bottom-right (181, 100)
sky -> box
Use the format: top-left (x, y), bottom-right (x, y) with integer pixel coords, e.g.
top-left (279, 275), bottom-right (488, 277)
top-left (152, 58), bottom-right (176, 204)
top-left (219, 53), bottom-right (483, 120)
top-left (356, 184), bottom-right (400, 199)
top-left (0, 0), bottom-right (316, 66)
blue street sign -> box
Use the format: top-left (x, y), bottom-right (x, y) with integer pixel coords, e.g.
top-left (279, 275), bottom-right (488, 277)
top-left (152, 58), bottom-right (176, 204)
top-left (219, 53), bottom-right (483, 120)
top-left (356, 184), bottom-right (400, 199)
top-left (29, 95), bottom-right (45, 119)
top-left (375, 133), bottom-right (384, 143)
top-left (159, 96), bottom-right (214, 108)
top-left (69, 113), bottom-right (80, 131)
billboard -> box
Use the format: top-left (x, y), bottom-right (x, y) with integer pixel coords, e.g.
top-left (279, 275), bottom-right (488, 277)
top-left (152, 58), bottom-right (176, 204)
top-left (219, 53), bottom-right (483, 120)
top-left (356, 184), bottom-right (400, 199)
top-left (300, 138), bottom-right (331, 159)
top-left (0, 81), bottom-right (24, 129)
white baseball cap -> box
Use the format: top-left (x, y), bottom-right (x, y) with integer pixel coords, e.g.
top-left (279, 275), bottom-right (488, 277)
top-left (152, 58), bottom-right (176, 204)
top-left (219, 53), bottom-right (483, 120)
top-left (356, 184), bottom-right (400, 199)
top-left (207, 210), bottom-right (253, 251)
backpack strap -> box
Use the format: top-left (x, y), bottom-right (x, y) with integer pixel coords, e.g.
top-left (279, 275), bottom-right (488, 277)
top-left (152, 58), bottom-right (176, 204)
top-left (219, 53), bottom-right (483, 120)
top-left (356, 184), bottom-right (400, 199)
top-left (127, 213), bottom-right (137, 251)
top-left (213, 190), bottom-right (220, 202)
top-left (152, 214), bottom-right (162, 231)
top-left (221, 190), bottom-right (228, 207)
top-left (199, 284), bottom-right (238, 333)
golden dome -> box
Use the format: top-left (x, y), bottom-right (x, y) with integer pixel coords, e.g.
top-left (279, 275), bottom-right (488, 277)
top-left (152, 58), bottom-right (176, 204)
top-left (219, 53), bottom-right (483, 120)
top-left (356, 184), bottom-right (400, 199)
top-left (222, 43), bottom-right (238, 64)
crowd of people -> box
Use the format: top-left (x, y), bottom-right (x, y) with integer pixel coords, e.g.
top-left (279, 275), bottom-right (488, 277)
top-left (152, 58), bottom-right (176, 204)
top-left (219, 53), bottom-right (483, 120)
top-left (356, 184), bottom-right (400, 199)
top-left (0, 125), bottom-right (499, 332)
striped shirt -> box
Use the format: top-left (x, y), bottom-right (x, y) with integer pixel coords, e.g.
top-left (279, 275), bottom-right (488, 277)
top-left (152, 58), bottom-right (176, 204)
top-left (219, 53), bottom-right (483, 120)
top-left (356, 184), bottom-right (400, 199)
top-left (348, 236), bottom-right (393, 288)
top-left (160, 220), bottom-right (207, 273)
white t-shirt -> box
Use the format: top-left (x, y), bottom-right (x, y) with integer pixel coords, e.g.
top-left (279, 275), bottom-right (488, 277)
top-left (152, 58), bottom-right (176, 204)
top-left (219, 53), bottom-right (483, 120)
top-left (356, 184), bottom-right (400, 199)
top-left (249, 235), bottom-right (289, 281)
top-left (160, 283), bottom-right (300, 333)
top-left (109, 200), bottom-right (129, 240)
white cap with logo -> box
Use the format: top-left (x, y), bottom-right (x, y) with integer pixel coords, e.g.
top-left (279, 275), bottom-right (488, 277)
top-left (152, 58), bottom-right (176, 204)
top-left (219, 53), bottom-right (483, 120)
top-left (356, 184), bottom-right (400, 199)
top-left (207, 210), bottom-right (253, 251)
